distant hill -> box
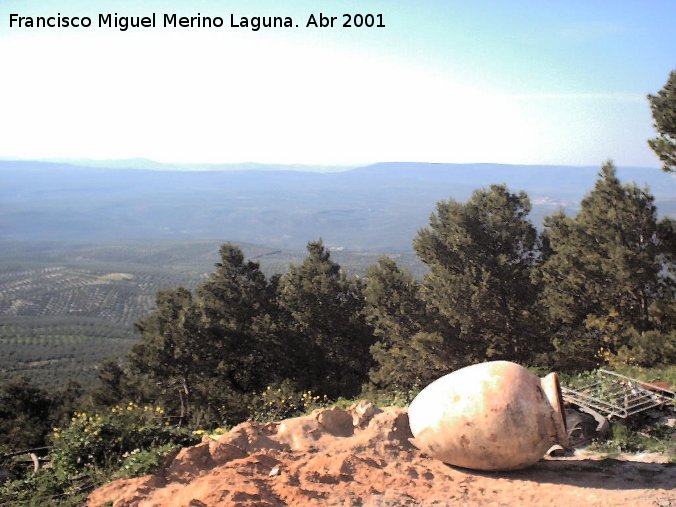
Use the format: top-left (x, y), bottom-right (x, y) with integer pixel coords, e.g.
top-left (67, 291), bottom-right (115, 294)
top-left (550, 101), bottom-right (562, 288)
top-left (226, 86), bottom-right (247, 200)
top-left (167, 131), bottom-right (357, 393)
top-left (1, 160), bottom-right (673, 251)
top-left (37, 158), bottom-right (354, 173)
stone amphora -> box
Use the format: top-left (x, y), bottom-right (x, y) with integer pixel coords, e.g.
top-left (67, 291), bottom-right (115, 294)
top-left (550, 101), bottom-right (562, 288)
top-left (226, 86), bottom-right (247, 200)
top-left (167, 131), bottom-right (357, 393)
top-left (408, 360), bottom-right (568, 471)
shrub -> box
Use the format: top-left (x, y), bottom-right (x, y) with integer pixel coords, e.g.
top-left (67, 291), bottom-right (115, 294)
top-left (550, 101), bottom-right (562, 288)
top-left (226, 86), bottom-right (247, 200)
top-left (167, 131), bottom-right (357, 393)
top-left (248, 380), bottom-right (327, 422)
top-left (610, 330), bottom-right (676, 368)
top-left (51, 402), bottom-right (197, 472)
top-left (115, 443), bottom-right (181, 479)
top-left (0, 402), bottom-right (199, 507)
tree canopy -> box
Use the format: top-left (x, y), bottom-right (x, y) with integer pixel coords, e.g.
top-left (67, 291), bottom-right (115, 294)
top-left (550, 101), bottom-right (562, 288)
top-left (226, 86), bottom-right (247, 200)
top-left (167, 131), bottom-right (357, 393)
top-left (363, 257), bottom-right (456, 394)
top-left (648, 70), bottom-right (676, 172)
top-left (539, 161), bottom-right (674, 369)
top-left (277, 240), bottom-right (374, 397)
top-left (413, 184), bottom-right (544, 364)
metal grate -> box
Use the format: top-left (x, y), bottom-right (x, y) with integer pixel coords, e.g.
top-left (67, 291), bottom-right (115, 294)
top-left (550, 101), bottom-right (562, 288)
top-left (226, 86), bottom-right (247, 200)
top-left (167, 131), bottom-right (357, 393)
top-left (561, 369), bottom-right (675, 420)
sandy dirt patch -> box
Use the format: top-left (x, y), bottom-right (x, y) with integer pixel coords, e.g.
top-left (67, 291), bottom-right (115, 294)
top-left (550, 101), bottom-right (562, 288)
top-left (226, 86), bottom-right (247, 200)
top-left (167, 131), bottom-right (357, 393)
top-left (87, 405), bottom-right (675, 507)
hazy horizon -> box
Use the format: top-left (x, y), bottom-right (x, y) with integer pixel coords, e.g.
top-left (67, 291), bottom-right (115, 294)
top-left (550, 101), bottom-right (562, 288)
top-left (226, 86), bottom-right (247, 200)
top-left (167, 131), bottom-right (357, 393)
top-left (0, 156), bottom-right (668, 173)
top-left (3, 160), bottom-right (673, 252)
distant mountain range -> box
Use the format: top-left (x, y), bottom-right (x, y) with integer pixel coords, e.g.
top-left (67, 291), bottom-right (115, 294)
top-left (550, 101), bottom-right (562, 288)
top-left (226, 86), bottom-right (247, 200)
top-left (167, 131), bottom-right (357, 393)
top-left (5, 158), bottom-right (354, 173)
top-left (1, 160), bottom-right (674, 251)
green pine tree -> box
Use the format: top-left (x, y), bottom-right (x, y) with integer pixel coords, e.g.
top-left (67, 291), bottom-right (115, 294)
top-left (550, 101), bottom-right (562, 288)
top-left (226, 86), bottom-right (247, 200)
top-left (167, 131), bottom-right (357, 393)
top-left (413, 185), bottom-right (543, 364)
top-left (130, 287), bottom-right (205, 422)
top-left (648, 70), bottom-right (676, 173)
top-left (196, 244), bottom-right (284, 394)
top-left (539, 162), bottom-right (674, 369)
top-left (129, 244), bottom-right (288, 425)
top-left (363, 257), bottom-right (457, 394)
top-left (277, 240), bottom-right (374, 398)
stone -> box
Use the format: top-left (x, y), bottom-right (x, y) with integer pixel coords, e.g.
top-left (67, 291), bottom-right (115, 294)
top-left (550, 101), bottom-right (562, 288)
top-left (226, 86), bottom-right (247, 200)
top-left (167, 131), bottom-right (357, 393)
top-left (350, 400), bottom-right (381, 428)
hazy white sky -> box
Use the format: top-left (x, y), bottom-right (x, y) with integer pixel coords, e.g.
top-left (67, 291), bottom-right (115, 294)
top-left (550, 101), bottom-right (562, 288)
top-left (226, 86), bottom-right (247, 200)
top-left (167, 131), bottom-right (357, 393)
top-left (1, 0), bottom-right (674, 166)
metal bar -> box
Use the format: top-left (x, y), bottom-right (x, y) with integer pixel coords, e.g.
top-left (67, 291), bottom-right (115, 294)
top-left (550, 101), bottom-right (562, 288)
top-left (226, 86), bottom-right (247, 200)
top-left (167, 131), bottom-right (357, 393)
top-left (562, 389), bottom-right (625, 408)
top-left (626, 400), bottom-right (659, 411)
top-left (562, 394), bottom-right (629, 418)
top-left (598, 370), bottom-right (675, 397)
top-left (563, 369), bottom-right (674, 421)
top-left (1, 446), bottom-right (52, 459)
top-left (575, 380), bottom-right (604, 391)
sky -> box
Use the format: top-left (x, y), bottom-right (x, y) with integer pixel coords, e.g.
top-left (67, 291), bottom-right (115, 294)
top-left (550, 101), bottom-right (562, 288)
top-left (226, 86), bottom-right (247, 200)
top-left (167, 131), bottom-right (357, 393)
top-left (0, 0), bottom-right (674, 166)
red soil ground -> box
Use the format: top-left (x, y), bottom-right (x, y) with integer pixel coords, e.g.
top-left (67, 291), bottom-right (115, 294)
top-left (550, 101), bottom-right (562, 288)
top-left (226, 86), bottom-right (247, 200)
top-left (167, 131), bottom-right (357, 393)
top-left (87, 403), bottom-right (675, 506)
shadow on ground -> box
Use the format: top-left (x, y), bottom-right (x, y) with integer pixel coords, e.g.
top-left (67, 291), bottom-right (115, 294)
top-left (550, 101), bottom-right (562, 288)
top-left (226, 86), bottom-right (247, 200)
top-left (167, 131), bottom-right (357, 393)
top-left (450, 458), bottom-right (675, 490)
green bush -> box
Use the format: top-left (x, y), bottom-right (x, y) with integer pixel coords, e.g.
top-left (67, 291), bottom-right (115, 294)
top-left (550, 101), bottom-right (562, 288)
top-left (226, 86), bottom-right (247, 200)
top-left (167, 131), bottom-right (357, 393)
top-left (611, 330), bottom-right (676, 368)
top-left (248, 380), bottom-right (328, 422)
top-left (0, 466), bottom-right (94, 507)
top-left (0, 402), bottom-right (199, 507)
top-left (115, 443), bottom-right (181, 479)
top-left (51, 402), bottom-right (197, 472)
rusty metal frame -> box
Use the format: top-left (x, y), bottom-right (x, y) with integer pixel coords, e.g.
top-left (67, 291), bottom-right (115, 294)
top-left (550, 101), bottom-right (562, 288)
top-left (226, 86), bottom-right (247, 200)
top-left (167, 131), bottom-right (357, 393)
top-left (561, 369), bottom-right (675, 420)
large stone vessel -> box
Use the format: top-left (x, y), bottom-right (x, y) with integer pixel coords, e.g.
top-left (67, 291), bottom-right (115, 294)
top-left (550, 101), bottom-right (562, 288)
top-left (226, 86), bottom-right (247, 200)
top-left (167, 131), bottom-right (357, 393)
top-left (408, 360), bottom-right (568, 471)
